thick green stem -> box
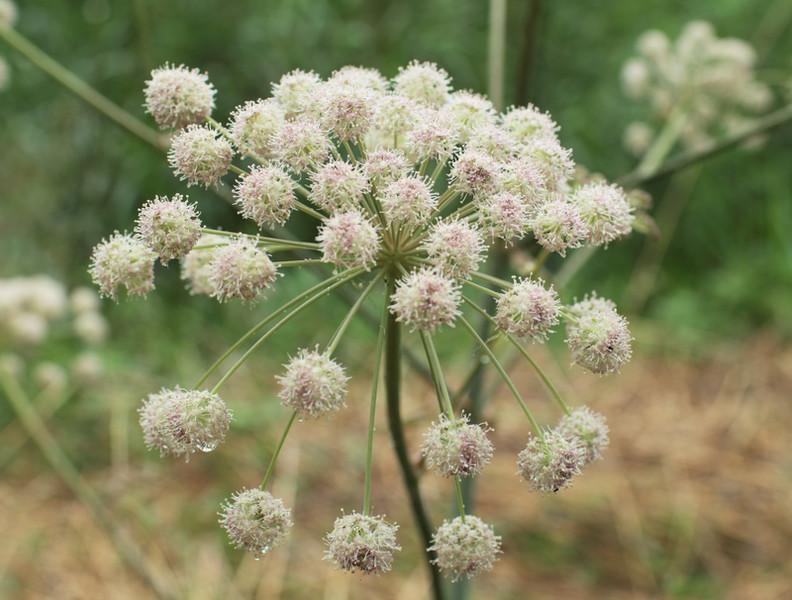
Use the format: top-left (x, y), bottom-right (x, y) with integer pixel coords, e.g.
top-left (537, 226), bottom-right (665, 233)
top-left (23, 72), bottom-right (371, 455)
top-left (363, 302), bottom-right (389, 515)
top-left (384, 276), bottom-right (445, 600)
top-left (0, 372), bottom-right (173, 599)
top-left (0, 26), bottom-right (165, 150)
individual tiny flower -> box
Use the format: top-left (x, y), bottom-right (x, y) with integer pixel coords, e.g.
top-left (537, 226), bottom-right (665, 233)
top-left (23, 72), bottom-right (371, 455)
top-left (144, 63), bottom-right (216, 130)
top-left (404, 109), bottom-right (457, 163)
top-left (328, 65), bottom-right (388, 95)
top-left (478, 191), bottom-right (531, 243)
top-left (430, 515), bottom-right (501, 581)
top-left (449, 149), bottom-right (500, 197)
top-left (529, 199), bottom-right (587, 255)
top-left (393, 60), bottom-right (451, 108)
top-left (565, 295), bottom-right (633, 374)
top-left (273, 117), bottom-right (331, 173)
top-left (317, 210), bottom-right (380, 270)
top-left (209, 237), bottom-right (278, 302)
top-left (520, 137), bottom-right (575, 193)
top-left (277, 348), bottom-right (348, 418)
top-left (324, 513), bottom-right (401, 574)
top-left (557, 406), bottom-right (609, 464)
top-left (180, 234), bottom-right (226, 296)
top-left (421, 414), bottom-right (494, 478)
top-left (442, 91), bottom-right (496, 142)
top-left (380, 174), bottom-right (437, 228)
top-left (74, 311), bottom-right (109, 345)
top-left (320, 83), bottom-right (374, 141)
top-left (168, 124), bottom-right (233, 187)
top-left (271, 68), bottom-right (322, 117)
top-left (89, 232), bottom-right (157, 299)
top-left (135, 194), bottom-right (202, 262)
top-left (423, 220), bottom-right (486, 279)
top-left (309, 160), bottom-right (369, 213)
top-left (496, 157), bottom-right (547, 213)
top-left (363, 149), bottom-right (410, 188)
top-left (517, 429), bottom-right (586, 492)
top-left (70, 287), bottom-right (100, 314)
top-left (233, 164), bottom-right (296, 228)
top-left (495, 278), bottom-right (560, 342)
top-left (572, 183), bottom-right (635, 246)
top-left (220, 488), bottom-right (293, 555)
top-left (390, 268), bottom-right (461, 332)
top-left (138, 387), bottom-right (231, 459)
top-left (501, 104), bottom-right (560, 145)
top-left (228, 98), bottom-right (285, 159)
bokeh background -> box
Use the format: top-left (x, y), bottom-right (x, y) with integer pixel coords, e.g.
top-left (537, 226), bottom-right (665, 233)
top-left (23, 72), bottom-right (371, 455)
top-left (2, 1), bottom-right (791, 598)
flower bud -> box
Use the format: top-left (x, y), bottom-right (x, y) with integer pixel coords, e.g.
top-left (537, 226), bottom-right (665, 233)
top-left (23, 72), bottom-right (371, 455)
top-left (495, 278), bottom-right (560, 342)
top-left (430, 515), bottom-right (501, 581)
top-left (324, 512), bottom-right (401, 574)
top-left (529, 199), bottom-right (587, 255)
top-left (565, 295), bottom-right (632, 374)
top-left (234, 164), bottom-right (296, 228)
top-left (135, 194), bottom-right (202, 262)
top-left (393, 60), bottom-right (451, 108)
top-left (168, 125), bottom-right (233, 187)
top-left (89, 232), bottom-right (157, 299)
top-left (572, 183), bottom-right (634, 246)
top-left (277, 349), bottom-right (348, 418)
top-left (228, 99), bottom-right (285, 159)
top-left (423, 220), bottom-right (486, 279)
top-left (209, 237), bottom-right (278, 302)
top-left (317, 210), bottom-right (380, 270)
top-left (390, 268), bottom-right (461, 332)
top-left (381, 174), bottom-right (436, 228)
top-left (421, 414), bottom-right (494, 478)
top-left (517, 429), bottom-right (586, 492)
top-left (220, 488), bottom-right (293, 555)
top-left (557, 406), bottom-right (609, 464)
top-left (144, 64), bottom-right (215, 130)
top-left (139, 387), bottom-right (231, 459)
top-left (309, 160), bottom-right (369, 213)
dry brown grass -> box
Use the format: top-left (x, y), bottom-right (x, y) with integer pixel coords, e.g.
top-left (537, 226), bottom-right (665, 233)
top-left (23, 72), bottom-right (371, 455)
top-left (2, 334), bottom-right (791, 600)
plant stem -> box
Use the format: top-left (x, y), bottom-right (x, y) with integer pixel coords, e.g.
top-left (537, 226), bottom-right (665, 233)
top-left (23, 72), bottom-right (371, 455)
top-left (464, 296), bottom-right (570, 415)
top-left (362, 301), bottom-right (389, 516)
top-left (458, 316), bottom-right (543, 439)
top-left (384, 275), bottom-right (445, 600)
top-left (419, 332), bottom-right (454, 418)
top-left (194, 267), bottom-right (362, 388)
top-left (469, 271), bottom-right (512, 289)
top-left (260, 411), bottom-right (298, 489)
top-left (274, 259), bottom-right (325, 268)
top-left (453, 478), bottom-right (467, 519)
top-left (326, 271), bottom-right (384, 355)
top-left (487, 0), bottom-right (508, 111)
top-left (0, 26), bottom-right (165, 150)
top-left (463, 279), bottom-right (502, 299)
top-left (0, 371), bottom-right (174, 598)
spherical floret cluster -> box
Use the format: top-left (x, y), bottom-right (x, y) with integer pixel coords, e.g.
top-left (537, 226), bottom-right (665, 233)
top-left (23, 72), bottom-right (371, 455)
top-left (565, 295), bottom-right (633, 374)
top-left (324, 513), bottom-right (401, 574)
top-left (495, 278), bottom-right (560, 342)
top-left (390, 269), bottom-right (461, 332)
top-left (208, 237), bottom-right (278, 302)
top-left (430, 516), bottom-right (502, 581)
top-left (421, 414), bottom-right (494, 478)
top-left (219, 488), bottom-right (293, 555)
top-left (135, 194), bottom-right (202, 263)
top-left (276, 349), bottom-right (348, 418)
top-left (144, 64), bottom-right (215, 130)
top-left (517, 429), bottom-right (586, 492)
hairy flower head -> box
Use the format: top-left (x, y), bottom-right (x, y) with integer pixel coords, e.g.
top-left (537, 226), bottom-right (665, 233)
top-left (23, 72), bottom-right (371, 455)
top-left (502, 104), bottom-right (560, 145)
top-left (363, 149), bottom-right (410, 189)
top-left (495, 278), bottom-right (560, 342)
top-left (277, 349), bottom-right (348, 418)
top-left (208, 237), bottom-right (278, 302)
top-left (565, 295), bottom-right (633, 374)
top-left (478, 191), bottom-right (531, 243)
top-left (168, 124), bottom-right (233, 187)
top-left (421, 414), bottom-right (494, 478)
top-left (381, 174), bottom-right (437, 228)
top-left (233, 164), bottom-right (296, 228)
top-left (135, 194), bottom-right (202, 263)
top-left (228, 99), bottom-right (285, 159)
top-left (309, 160), bottom-right (369, 213)
top-left (89, 232), bottom-right (157, 299)
top-left (220, 489), bottom-right (293, 555)
top-left (404, 109), bottom-right (457, 163)
top-left (317, 210), bottom-right (380, 270)
top-left (390, 268), bottom-right (461, 332)
top-left (271, 69), bottom-right (322, 118)
top-left (180, 234), bottom-right (226, 296)
top-left (520, 137), bottom-right (574, 193)
top-left (557, 406), bottom-right (609, 464)
top-left (529, 199), bottom-right (587, 255)
top-left (273, 117), bottom-right (331, 173)
top-left (369, 93), bottom-right (420, 146)
top-left (430, 515), bottom-right (501, 581)
top-left (324, 513), bottom-right (401, 574)
top-left (144, 63), bottom-right (215, 130)
top-left (328, 65), bottom-right (388, 95)
top-left (423, 220), bottom-right (486, 279)
top-left (572, 182), bottom-right (634, 246)
top-left (393, 60), bottom-right (451, 108)
top-left (442, 91), bottom-right (496, 142)
top-left (320, 83), bottom-right (374, 142)
top-left (138, 386), bottom-right (231, 459)
top-left (449, 149), bottom-right (500, 197)
top-left (517, 428), bottom-right (586, 492)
